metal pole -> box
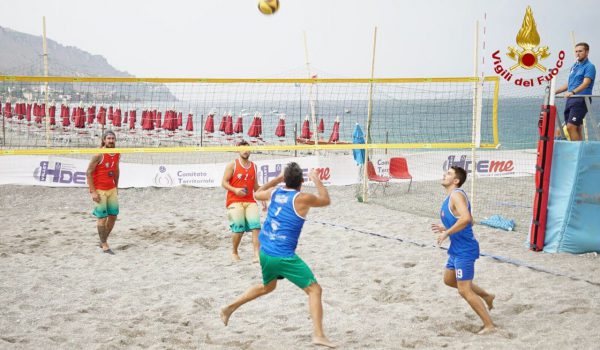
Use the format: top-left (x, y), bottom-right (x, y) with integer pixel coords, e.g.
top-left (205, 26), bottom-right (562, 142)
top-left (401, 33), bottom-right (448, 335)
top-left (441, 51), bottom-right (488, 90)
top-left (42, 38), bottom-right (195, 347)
top-left (362, 26), bottom-right (378, 203)
top-left (200, 114), bottom-right (204, 147)
top-left (385, 131), bottom-right (388, 155)
top-left (294, 123), bottom-right (298, 157)
top-left (470, 20), bottom-right (480, 216)
top-left (42, 16), bottom-right (51, 148)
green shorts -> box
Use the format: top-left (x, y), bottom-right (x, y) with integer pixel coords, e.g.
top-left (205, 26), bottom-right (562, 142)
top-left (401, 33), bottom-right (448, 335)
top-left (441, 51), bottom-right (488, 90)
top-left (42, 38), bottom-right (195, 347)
top-left (227, 202), bottom-right (261, 233)
top-left (92, 188), bottom-right (119, 218)
top-left (260, 251), bottom-right (317, 289)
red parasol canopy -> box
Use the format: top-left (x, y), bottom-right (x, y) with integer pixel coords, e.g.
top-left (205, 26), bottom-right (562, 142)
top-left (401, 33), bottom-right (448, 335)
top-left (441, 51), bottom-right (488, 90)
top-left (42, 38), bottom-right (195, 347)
top-left (129, 110), bottom-right (136, 124)
top-left (4, 102), bottom-right (12, 118)
top-left (186, 113), bottom-right (194, 132)
top-left (161, 110), bottom-right (170, 130)
top-left (108, 106), bottom-right (114, 121)
top-left (257, 116), bottom-right (263, 136)
top-left (156, 111), bottom-right (162, 129)
top-left (141, 110), bottom-right (153, 130)
top-left (112, 108), bottom-right (122, 127)
top-left (300, 116), bottom-right (312, 139)
top-left (275, 116), bottom-right (286, 137)
top-left (98, 106), bottom-right (106, 125)
top-left (162, 110), bottom-right (170, 130)
top-left (35, 103), bottom-right (46, 124)
top-left (62, 105), bottom-right (70, 127)
top-left (87, 106), bottom-right (95, 125)
top-left (204, 114), bottom-right (215, 133)
top-left (128, 111), bottom-right (135, 130)
top-left (247, 115), bottom-right (260, 138)
top-left (318, 118), bottom-right (325, 134)
top-left (168, 111), bottom-right (177, 131)
top-left (16, 103), bottom-right (24, 120)
top-left (328, 117), bottom-right (340, 143)
top-left (234, 116), bottom-right (243, 134)
top-left (48, 105), bottom-right (56, 125)
top-left (177, 112), bottom-right (183, 129)
top-left (26, 103), bottom-right (32, 122)
top-left (75, 107), bottom-right (85, 128)
top-left (224, 114), bottom-right (233, 135)
top-left (218, 114), bottom-right (226, 132)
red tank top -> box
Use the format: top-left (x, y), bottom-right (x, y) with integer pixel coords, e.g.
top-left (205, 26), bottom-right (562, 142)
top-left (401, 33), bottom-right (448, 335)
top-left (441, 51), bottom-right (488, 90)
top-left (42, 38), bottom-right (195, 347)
top-left (226, 159), bottom-right (257, 207)
top-left (93, 153), bottom-right (120, 190)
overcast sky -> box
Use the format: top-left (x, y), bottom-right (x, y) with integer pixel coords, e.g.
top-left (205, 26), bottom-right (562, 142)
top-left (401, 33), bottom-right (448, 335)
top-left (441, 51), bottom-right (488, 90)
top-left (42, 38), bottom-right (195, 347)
top-left (1, 0), bottom-right (598, 78)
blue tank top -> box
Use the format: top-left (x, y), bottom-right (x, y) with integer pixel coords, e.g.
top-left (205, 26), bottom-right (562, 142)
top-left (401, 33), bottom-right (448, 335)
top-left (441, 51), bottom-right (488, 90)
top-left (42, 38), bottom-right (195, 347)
top-left (259, 187), bottom-right (306, 258)
top-left (440, 189), bottom-right (479, 259)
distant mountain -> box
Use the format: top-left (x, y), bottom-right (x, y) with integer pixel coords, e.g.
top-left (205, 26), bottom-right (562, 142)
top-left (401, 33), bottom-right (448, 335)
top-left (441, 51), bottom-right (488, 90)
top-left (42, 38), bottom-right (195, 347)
top-left (0, 26), bottom-right (175, 102)
top-left (0, 26), bottom-right (132, 77)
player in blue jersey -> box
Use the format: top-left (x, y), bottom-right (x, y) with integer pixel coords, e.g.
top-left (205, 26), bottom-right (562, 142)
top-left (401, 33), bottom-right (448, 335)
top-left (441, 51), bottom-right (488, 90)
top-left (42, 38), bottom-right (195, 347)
top-left (220, 163), bottom-right (336, 348)
top-left (431, 166), bottom-right (495, 334)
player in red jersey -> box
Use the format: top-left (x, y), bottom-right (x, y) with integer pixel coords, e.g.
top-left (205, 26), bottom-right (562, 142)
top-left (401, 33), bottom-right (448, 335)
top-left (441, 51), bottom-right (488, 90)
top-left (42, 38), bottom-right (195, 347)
top-left (221, 140), bottom-right (263, 262)
top-left (86, 131), bottom-right (120, 255)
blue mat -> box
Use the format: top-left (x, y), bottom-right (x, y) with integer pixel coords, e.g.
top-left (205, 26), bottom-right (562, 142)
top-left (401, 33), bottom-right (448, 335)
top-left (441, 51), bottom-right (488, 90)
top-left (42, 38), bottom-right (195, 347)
top-left (544, 141), bottom-right (600, 253)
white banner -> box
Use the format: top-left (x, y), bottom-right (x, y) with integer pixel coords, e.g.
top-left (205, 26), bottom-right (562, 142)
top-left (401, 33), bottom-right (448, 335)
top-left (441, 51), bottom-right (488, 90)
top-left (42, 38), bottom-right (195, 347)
top-left (370, 149), bottom-right (536, 182)
top-left (0, 150), bottom-right (534, 188)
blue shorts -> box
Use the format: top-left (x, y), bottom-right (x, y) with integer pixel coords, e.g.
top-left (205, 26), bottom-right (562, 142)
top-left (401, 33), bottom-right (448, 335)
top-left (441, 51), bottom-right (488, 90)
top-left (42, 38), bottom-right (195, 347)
top-left (445, 255), bottom-right (476, 281)
top-left (564, 97), bottom-right (588, 126)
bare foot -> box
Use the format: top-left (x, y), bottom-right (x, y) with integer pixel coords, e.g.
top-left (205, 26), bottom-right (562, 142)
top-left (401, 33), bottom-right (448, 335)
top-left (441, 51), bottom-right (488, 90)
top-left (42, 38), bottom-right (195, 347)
top-left (220, 306), bottom-right (233, 326)
top-left (231, 253), bottom-right (241, 262)
top-left (483, 294), bottom-right (495, 311)
top-left (312, 336), bottom-right (337, 348)
top-left (253, 255), bottom-right (259, 263)
top-left (477, 325), bottom-right (496, 335)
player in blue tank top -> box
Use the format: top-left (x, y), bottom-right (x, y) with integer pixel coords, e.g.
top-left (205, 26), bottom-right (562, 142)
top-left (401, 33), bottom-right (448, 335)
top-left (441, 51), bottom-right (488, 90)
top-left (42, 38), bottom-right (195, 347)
top-left (220, 163), bottom-right (336, 348)
top-left (259, 186), bottom-right (306, 257)
top-left (431, 166), bottom-right (496, 334)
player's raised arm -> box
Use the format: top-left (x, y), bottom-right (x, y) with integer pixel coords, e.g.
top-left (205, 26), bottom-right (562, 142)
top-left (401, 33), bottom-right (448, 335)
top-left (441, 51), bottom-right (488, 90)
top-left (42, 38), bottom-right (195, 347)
top-left (298, 169), bottom-right (330, 208)
top-left (255, 173), bottom-right (284, 201)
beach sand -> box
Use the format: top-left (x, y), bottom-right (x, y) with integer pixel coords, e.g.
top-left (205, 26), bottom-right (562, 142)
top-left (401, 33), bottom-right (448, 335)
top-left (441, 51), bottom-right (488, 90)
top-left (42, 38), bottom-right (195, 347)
top-left (1, 184), bottom-right (599, 349)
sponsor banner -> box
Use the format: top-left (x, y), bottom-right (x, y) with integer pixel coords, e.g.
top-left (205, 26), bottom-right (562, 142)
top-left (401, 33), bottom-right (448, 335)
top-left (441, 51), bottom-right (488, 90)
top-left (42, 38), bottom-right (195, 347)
top-left (0, 151), bottom-right (534, 188)
top-left (0, 155), bottom-right (357, 188)
top-left (371, 149), bottom-right (536, 182)
top-left (0, 156), bottom-right (90, 187)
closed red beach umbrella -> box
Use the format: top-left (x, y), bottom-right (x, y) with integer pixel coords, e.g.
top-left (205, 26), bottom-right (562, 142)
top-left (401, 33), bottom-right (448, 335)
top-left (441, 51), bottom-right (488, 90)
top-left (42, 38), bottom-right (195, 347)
top-left (300, 116), bottom-right (311, 139)
top-left (275, 116), bottom-right (286, 137)
top-left (204, 114), bottom-right (215, 133)
top-left (318, 118), bottom-right (325, 134)
top-left (26, 103), bottom-right (32, 122)
top-left (219, 114), bottom-right (226, 132)
top-left (49, 105), bottom-right (56, 125)
top-left (224, 114), bottom-right (233, 135)
top-left (247, 116), bottom-right (259, 138)
top-left (186, 113), bottom-right (194, 132)
top-left (234, 116), bottom-right (243, 134)
top-left (328, 118), bottom-right (340, 143)
top-left (113, 108), bottom-right (122, 127)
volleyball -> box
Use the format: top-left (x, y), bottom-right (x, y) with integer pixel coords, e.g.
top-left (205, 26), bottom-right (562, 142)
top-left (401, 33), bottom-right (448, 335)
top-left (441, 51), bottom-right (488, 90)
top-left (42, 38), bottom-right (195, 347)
top-left (258, 0), bottom-right (279, 15)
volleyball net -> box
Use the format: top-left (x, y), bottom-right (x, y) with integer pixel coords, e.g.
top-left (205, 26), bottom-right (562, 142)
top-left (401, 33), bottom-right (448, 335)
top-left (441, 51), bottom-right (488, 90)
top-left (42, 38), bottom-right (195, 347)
top-left (0, 75), bottom-right (545, 230)
top-left (0, 75), bottom-right (499, 152)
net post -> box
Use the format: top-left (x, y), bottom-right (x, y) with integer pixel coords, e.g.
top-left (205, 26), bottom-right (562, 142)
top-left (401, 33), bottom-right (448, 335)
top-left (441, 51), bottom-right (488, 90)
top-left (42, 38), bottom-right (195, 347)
top-left (362, 26), bottom-right (378, 203)
top-left (42, 16), bottom-right (51, 148)
top-left (470, 20), bottom-right (481, 216)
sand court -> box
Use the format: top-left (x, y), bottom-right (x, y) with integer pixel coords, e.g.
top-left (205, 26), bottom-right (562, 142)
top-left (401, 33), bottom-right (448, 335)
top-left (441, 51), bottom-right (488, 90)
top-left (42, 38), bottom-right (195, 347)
top-left (1, 184), bottom-right (599, 349)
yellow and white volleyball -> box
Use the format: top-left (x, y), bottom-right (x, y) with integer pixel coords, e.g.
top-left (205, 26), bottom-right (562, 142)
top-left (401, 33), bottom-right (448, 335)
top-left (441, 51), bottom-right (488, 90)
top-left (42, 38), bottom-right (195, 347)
top-left (258, 0), bottom-right (279, 15)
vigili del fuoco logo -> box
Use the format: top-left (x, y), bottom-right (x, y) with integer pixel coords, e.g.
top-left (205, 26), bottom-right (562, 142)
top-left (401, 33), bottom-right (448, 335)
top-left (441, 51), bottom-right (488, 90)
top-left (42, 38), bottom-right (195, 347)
top-left (492, 6), bottom-right (565, 87)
